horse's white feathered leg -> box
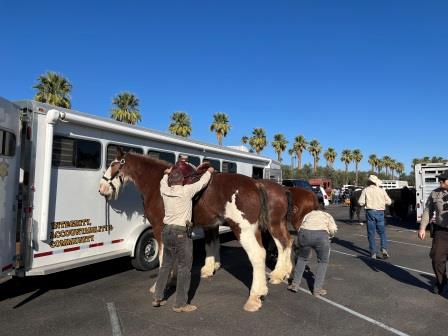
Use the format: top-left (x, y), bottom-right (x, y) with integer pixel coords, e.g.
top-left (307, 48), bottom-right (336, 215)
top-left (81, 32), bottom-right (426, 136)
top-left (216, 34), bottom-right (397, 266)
top-left (201, 255), bottom-right (216, 278)
top-left (269, 237), bottom-right (293, 284)
top-left (149, 242), bottom-right (164, 294)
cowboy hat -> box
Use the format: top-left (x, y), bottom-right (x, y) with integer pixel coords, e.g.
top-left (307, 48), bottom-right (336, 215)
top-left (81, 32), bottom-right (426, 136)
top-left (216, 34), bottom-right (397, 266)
top-left (436, 170), bottom-right (448, 181)
top-left (368, 175), bottom-right (382, 186)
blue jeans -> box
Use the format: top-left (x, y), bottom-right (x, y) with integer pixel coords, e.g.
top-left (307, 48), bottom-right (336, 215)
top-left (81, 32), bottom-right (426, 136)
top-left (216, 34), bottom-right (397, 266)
top-left (292, 229), bottom-right (331, 292)
top-left (154, 225), bottom-right (193, 308)
top-left (366, 209), bottom-right (387, 254)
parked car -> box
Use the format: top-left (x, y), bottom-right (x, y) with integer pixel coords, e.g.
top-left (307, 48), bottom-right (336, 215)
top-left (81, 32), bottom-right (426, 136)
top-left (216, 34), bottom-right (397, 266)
top-left (282, 179), bottom-right (313, 191)
top-left (311, 186), bottom-right (330, 208)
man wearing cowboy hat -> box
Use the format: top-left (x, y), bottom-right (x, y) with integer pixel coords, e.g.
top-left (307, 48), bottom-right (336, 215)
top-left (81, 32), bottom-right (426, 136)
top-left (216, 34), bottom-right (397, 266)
top-left (358, 175), bottom-right (392, 259)
top-left (418, 170), bottom-right (448, 295)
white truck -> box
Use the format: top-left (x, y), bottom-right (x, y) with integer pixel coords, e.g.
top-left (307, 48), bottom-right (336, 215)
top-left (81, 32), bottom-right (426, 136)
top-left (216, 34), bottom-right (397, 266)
top-left (0, 97), bottom-right (281, 280)
top-left (414, 162), bottom-right (448, 223)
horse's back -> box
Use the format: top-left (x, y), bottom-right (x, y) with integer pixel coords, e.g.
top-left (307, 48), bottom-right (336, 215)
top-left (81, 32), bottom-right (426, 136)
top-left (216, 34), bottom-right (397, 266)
top-left (195, 173), bottom-right (262, 225)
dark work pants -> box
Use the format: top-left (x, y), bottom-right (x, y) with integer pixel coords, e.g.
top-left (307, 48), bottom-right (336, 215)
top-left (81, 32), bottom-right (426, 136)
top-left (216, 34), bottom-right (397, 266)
top-left (430, 230), bottom-right (448, 288)
top-left (154, 225), bottom-right (193, 308)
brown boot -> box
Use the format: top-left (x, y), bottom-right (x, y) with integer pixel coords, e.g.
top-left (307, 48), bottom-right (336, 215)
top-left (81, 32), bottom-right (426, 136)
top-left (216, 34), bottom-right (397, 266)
top-left (313, 289), bottom-right (327, 297)
top-left (172, 304), bottom-right (197, 313)
top-left (152, 299), bottom-right (167, 307)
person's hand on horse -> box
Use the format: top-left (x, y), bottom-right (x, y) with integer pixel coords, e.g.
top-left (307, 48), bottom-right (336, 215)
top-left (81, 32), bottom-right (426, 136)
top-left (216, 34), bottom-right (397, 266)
top-left (208, 167), bottom-right (215, 173)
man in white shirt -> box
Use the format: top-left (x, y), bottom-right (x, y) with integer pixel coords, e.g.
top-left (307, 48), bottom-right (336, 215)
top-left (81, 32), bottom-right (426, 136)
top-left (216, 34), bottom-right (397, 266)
top-left (153, 165), bottom-right (214, 312)
top-left (287, 210), bottom-right (338, 297)
top-left (358, 175), bottom-right (392, 259)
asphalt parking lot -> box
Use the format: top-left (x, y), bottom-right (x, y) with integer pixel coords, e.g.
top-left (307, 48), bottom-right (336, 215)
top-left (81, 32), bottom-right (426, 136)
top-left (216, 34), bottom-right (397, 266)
top-left (1, 205), bottom-right (447, 336)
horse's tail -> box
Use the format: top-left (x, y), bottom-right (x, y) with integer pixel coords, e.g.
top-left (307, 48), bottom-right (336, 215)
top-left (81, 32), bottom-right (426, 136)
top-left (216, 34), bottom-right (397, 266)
top-left (285, 189), bottom-right (294, 230)
top-left (256, 183), bottom-right (269, 232)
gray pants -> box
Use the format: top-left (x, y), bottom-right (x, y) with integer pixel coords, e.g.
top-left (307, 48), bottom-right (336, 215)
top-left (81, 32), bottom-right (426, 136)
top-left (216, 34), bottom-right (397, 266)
top-left (292, 229), bottom-right (331, 292)
top-left (154, 224), bottom-right (193, 308)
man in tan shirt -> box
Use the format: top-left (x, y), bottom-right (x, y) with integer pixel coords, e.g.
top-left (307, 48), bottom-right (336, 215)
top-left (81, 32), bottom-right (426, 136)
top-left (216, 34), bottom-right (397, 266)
top-left (358, 175), bottom-right (392, 259)
top-left (153, 164), bottom-right (214, 312)
top-left (287, 210), bottom-right (337, 297)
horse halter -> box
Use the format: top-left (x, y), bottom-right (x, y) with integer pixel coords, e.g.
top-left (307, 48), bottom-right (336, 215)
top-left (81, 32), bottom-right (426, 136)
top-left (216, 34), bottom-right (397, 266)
top-left (102, 159), bottom-right (126, 193)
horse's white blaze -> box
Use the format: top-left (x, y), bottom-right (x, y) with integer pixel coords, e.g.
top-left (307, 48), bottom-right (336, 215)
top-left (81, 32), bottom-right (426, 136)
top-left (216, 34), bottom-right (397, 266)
top-left (225, 192), bottom-right (267, 297)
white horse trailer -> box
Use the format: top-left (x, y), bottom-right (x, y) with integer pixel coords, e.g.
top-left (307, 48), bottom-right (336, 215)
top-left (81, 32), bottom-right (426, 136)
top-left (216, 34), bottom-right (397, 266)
top-left (415, 162), bottom-right (448, 223)
top-left (0, 97), bottom-right (281, 280)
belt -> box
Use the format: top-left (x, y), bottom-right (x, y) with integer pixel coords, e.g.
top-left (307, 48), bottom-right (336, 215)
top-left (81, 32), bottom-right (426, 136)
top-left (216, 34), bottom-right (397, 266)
top-left (164, 224), bottom-right (186, 231)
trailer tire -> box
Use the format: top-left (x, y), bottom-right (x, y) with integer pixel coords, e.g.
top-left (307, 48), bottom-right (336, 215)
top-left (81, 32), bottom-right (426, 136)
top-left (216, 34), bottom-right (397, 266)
top-left (131, 230), bottom-right (159, 271)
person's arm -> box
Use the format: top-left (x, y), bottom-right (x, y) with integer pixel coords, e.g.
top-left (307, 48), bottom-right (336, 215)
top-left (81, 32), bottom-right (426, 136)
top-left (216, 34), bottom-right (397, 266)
top-left (418, 194), bottom-right (434, 240)
top-left (185, 167), bottom-right (214, 197)
top-left (327, 214), bottom-right (338, 237)
top-left (384, 190), bottom-right (392, 206)
top-left (358, 189), bottom-right (366, 207)
top-left (159, 167), bottom-right (171, 192)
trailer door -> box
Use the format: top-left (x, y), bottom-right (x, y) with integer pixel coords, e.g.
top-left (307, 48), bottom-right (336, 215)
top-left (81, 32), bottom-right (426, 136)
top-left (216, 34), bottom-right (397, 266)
top-left (0, 98), bottom-right (20, 278)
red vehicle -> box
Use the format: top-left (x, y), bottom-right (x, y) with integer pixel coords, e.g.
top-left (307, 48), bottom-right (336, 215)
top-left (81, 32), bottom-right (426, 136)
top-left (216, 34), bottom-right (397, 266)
top-left (309, 178), bottom-right (332, 197)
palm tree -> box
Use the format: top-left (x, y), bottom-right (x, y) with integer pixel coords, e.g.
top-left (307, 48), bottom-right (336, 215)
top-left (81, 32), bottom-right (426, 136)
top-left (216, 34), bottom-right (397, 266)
top-left (271, 134), bottom-right (288, 162)
top-left (396, 162), bottom-right (404, 177)
top-left (249, 128), bottom-right (267, 154)
top-left (110, 92), bottom-right (141, 125)
top-left (377, 159), bottom-right (384, 174)
top-left (382, 156), bottom-right (392, 177)
top-left (323, 148), bottom-right (337, 168)
top-left (352, 149), bottom-right (363, 186)
top-left (169, 111), bottom-right (191, 137)
top-left (340, 149), bottom-right (353, 184)
top-left (210, 112), bottom-right (231, 145)
top-left (241, 136), bottom-right (249, 145)
top-left (33, 71), bottom-right (72, 108)
top-left (288, 148), bottom-right (295, 175)
top-left (293, 135), bottom-right (308, 175)
top-left (308, 139), bottom-right (322, 175)
top-left (368, 154), bottom-right (377, 172)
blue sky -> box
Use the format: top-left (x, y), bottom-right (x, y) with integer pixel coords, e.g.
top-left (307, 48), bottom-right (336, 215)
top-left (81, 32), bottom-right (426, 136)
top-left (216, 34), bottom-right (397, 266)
top-left (1, 1), bottom-right (447, 173)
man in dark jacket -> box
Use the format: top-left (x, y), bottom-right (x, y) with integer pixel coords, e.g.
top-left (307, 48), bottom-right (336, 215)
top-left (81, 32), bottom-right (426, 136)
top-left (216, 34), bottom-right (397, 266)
top-left (418, 170), bottom-right (448, 295)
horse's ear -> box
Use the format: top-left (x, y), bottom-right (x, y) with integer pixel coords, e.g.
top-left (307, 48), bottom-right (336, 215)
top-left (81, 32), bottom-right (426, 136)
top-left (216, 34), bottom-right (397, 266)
top-left (116, 147), bottom-right (124, 159)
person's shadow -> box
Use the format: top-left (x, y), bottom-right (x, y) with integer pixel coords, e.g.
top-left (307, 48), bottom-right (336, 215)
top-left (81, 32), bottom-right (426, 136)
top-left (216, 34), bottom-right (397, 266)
top-left (332, 237), bottom-right (370, 256)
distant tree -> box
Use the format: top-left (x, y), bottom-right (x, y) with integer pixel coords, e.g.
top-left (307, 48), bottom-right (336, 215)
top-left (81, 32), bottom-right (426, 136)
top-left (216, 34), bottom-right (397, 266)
top-left (293, 135), bottom-right (308, 175)
top-left (210, 112), bottom-right (231, 145)
top-left (34, 71), bottom-right (72, 108)
top-left (110, 92), bottom-right (141, 125)
top-left (324, 147), bottom-right (337, 168)
top-left (382, 156), bottom-right (392, 177)
top-left (249, 128), bottom-right (267, 154)
top-left (340, 149), bottom-right (353, 185)
top-left (377, 159), bottom-right (384, 174)
top-left (396, 162), bottom-right (404, 177)
top-left (352, 149), bottom-right (363, 186)
top-left (169, 111), bottom-right (191, 137)
top-left (368, 154), bottom-right (378, 172)
top-left (308, 139), bottom-right (322, 175)
top-left (288, 148), bottom-right (296, 176)
top-left (272, 133), bottom-right (288, 162)
top-left (241, 136), bottom-right (249, 145)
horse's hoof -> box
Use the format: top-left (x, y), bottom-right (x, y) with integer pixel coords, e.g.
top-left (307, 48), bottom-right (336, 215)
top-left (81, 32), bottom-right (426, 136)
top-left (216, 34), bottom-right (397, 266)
top-left (214, 262), bottom-right (221, 271)
top-left (243, 296), bottom-right (262, 312)
top-left (200, 267), bottom-right (215, 278)
top-left (269, 278), bottom-right (282, 285)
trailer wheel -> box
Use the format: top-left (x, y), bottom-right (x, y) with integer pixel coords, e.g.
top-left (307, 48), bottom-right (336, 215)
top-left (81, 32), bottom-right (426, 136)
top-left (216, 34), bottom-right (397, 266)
top-left (131, 230), bottom-right (159, 271)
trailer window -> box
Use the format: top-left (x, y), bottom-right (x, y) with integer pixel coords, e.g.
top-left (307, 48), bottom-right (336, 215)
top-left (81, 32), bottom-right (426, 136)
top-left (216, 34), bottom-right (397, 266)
top-left (252, 167), bottom-right (264, 179)
top-left (179, 154), bottom-right (200, 167)
top-left (0, 129), bottom-right (16, 156)
top-left (106, 144), bottom-right (143, 166)
top-left (222, 161), bottom-right (237, 173)
top-left (52, 136), bottom-right (101, 169)
top-left (203, 158), bottom-right (220, 172)
top-left (147, 150), bottom-right (175, 164)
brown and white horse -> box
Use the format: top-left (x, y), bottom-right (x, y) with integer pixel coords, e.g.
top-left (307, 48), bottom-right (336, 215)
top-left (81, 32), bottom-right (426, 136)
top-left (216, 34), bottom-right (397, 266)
top-left (99, 151), bottom-right (270, 311)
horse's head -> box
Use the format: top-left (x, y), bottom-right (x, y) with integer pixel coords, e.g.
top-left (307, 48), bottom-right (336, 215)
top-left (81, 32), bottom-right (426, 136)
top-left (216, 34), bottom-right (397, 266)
top-left (99, 149), bottom-right (130, 199)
